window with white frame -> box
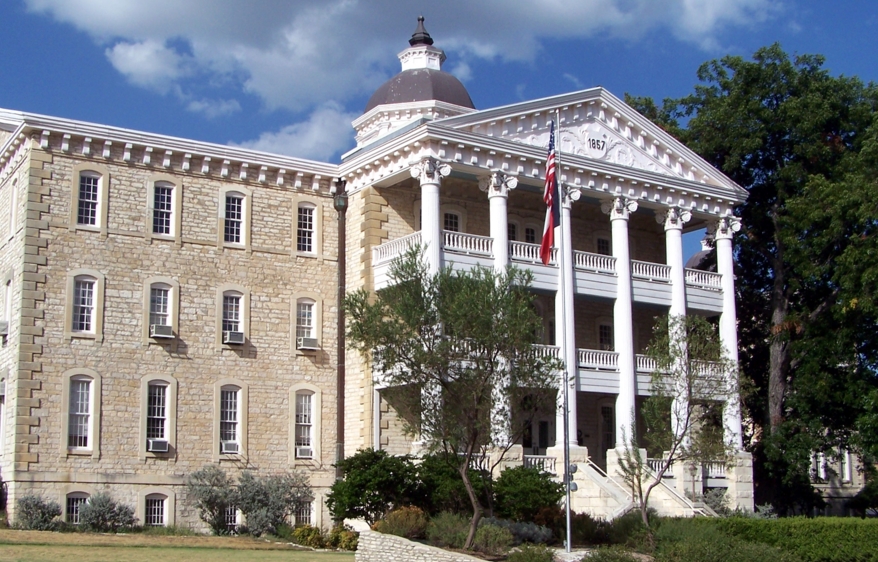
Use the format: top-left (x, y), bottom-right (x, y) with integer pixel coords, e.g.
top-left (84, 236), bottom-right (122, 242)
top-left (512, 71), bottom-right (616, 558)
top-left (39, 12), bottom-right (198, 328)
top-left (294, 501), bottom-right (313, 527)
top-left (599, 324), bottom-right (614, 351)
top-left (72, 277), bottom-right (96, 333)
top-left (295, 392), bottom-right (313, 458)
top-left (222, 293), bottom-right (241, 333)
top-left (152, 182), bottom-right (174, 235)
top-left (296, 300), bottom-right (314, 340)
top-left (443, 212), bottom-right (460, 233)
top-left (597, 237), bottom-right (611, 256)
top-left (525, 227), bottom-right (537, 244)
top-left (68, 376), bottom-right (92, 448)
top-left (224, 194), bottom-right (243, 244)
top-left (146, 383), bottom-right (167, 441)
top-left (225, 505), bottom-right (240, 533)
top-left (507, 223), bottom-right (517, 241)
top-left (220, 386), bottom-right (240, 453)
top-left (149, 285), bottom-right (170, 327)
top-left (144, 495), bottom-right (166, 526)
top-left (297, 204), bottom-right (315, 253)
top-left (77, 172), bottom-right (100, 226)
top-left (66, 493), bottom-right (89, 525)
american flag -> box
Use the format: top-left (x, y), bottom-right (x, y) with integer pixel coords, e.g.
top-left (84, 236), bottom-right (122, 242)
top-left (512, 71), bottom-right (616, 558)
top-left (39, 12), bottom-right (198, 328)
top-left (539, 121), bottom-right (559, 265)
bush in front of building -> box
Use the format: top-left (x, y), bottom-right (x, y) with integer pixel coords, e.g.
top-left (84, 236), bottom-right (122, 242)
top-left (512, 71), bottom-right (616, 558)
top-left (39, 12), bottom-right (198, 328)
top-left (326, 524), bottom-right (359, 551)
top-left (292, 524), bottom-right (326, 548)
top-left (481, 516), bottom-right (553, 545)
top-left (472, 522), bottom-right (514, 555)
top-left (425, 511), bottom-right (470, 548)
top-left (371, 505), bottom-right (429, 539)
top-left (493, 465), bottom-right (564, 523)
top-left (186, 464), bottom-right (238, 535)
top-left (15, 494), bottom-right (61, 530)
top-left (78, 492), bottom-right (136, 533)
top-left (506, 544), bottom-right (556, 562)
top-left (236, 471), bottom-right (312, 537)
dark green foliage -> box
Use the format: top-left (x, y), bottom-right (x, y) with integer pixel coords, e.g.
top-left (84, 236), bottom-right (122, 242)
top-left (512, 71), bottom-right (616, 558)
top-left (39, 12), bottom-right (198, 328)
top-left (847, 475), bottom-right (878, 516)
top-left (605, 509), bottom-right (652, 549)
top-left (15, 494), bottom-right (61, 530)
top-left (327, 448), bottom-right (421, 524)
top-left (506, 544), bottom-right (556, 562)
top-left (481, 517), bottom-right (553, 545)
top-left (587, 547), bottom-right (642, 562)
top-left (326, 524), bottom-right (359, 551)
top-left (425, 511), bottom-right (470, 549)
top-left (185, 464), bottom-right (238, 535)
top-left (372, 505), bottom-right (428, 539)
top-left (78, 492), bottom-right (136, 533)
top-left (235, 471), bottom-right (312, 537)
top-left (493, 466), bottom-right (564, 522)
top-left (415, 452), bottom-right (490, 516)
top-left (569, 511), bottom-right (612, 546)
top-left (472, 523), bottom-right (514, 555)
top-left (292, 524), bottom-right (326, 548)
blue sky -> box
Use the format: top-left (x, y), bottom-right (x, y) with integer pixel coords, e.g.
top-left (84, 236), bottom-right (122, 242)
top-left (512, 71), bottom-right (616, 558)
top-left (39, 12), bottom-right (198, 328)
top-left (1, 1), bottom-right (876, 256)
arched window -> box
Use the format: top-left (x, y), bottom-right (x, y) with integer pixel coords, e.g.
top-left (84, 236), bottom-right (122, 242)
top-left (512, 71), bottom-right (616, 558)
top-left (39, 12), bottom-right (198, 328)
top-left (214, 379), bottom-right (248, 460)
top-left (297, 203), bottom-right (316, 253)
top-left (65, 269), bottom-right (105, 340)
top-left (70, 163), bottom-right (109, 234)
top-left (66, 492), bottom-right (89, 525)
top-left (61, 368), bottom-right (102, 457)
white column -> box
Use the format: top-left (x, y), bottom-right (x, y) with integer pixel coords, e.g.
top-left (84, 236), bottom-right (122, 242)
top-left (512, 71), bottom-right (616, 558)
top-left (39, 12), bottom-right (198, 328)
top-left (603, 197), bottom-right (638, 449)
top-left (715, 216), bottom-right (743, 449)
top-left (410, 157), bottom-right (450, 276)
top-left (662, 207), bottom-right (691, 444)
top-left (554, 196), bottom-right (579, 449)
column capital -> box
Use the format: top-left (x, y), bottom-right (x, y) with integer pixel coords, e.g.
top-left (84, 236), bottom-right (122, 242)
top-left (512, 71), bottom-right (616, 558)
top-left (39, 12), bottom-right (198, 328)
top-left (601, 196), bottom-right (638, 221)
top-left (710, 215), bottom-right (742, 240)
top-left (657, 207), bottom-right (692, 231)
top-left (562, 184), bottom-right (581, 209)
top-left (478, 171), bottom-right (518, 198)
top-left (410, 157), bottom-right (451, 184)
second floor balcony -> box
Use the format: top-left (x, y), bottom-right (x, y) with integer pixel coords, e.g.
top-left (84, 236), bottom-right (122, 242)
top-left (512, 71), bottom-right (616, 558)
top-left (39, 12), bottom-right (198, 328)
top-left (373, 230), bottom-right (724, 313)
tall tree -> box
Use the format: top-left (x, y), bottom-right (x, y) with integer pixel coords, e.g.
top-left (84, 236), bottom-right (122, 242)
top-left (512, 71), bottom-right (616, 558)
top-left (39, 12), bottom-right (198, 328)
top-left (632, 44), bottom-right (878, 510)
top-left (344, 248), bottom-right (559, 548)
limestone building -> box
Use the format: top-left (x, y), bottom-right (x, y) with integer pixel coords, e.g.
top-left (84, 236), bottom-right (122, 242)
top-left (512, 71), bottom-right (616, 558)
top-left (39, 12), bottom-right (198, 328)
top-left (0, 18), bottom-right (755, 527)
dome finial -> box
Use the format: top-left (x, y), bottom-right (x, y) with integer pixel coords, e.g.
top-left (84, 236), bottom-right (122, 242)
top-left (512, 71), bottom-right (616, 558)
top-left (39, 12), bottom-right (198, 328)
top-left (409, 15), bottom-right (434, 46)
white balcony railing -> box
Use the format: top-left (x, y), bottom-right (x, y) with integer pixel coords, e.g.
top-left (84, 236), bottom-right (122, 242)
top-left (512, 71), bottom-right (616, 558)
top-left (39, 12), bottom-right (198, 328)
top-left (574, 250), bottom-right (616, 274)
top-left (632, 260), bottom-right (671, 282)
top-left (647, 458), bottom-right (675, 477)
top-left (578, 349), bottom-right (619, 370)
top-left (636, 354), bottom-right (656, 373)
top-left (704, 461), bottom-right (727, 479)
top-left (685, 268), bottom-right (722, 290)
top-left (373, 231), bottom-right (421, 265)
top-left (524, 455), bottom-right (557, 474)
top-left (510, 241), bottom-right (556, 265)
top-left (444, 231), bottom-right (493, 257)
top-left (532, 344), bottom-right (561, 360)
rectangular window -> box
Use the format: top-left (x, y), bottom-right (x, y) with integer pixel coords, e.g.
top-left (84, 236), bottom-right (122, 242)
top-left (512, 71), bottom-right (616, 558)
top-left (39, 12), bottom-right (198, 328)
top-left (153, 185), bottom-right (173, 235)
top-left (294, 502), bottom-right (312, 528)
top-left (145, 497), bottom-right (165, 526)
top-left (220, 389), bottom-right (238, 447)
top-left (597, 238), bottom-right (611, 256)
top-left (297, 206), bottom-right (314, 253)
top-left (443, 212), bottom-right (459, 232)
top-left (525, 227), bottom-right (536, 244)
top-left (77, 175), bottom-right (99, 226)
top-left (295, 393), bottom-right (312, 449)
top-left (147, 384), bottom-right (167, 440)
top-left (68, 379), bottom-right (91, 448)
top-left (225, 505), bottom-right (239, 533)
top-left (599, 324), bottom-right (614, 351)
top-left (222, 295), bottom-right (240, 332)
top-left (149, 287), bottom-right (170, 326)
top-left (296, 302), bottom-right (313, 339)
top-left (73, 279), bottom-right (95, 332)
top-left (507, 223), bottom-right (517, 241)
top-left (224, 195), bottom-right (243, 244)
top-left (67, 496), bottom-right (87, 525)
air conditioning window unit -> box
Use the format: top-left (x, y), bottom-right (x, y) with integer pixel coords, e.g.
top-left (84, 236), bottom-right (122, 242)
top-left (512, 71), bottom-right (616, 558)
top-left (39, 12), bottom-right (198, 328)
top-left (221, 441), bottom-right (239, 454)
top-left (223, 331), bottom-right (245, 344)
top-left (296, 446), bottom-right (313, 459)
top-left (0, 321), bottom-right (8, 337)
top-left (150, 324), bottom-right (174, 338)
top-left (147, 438), bottom-right (169, 453)
top-left (296, 337), bottom-right (319, 350)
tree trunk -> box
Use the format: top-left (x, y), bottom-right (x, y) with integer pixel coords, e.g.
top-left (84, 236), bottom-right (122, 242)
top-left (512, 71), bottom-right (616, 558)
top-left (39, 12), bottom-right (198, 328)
top-left (460, 460), bottom-right (483, 550)
top-left (768, 242), bottom-right (791, 434)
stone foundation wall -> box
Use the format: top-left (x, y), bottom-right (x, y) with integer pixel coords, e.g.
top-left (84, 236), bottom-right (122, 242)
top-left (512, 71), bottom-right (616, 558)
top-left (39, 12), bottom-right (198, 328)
top-left (355, 530), bottom-right (482, 562)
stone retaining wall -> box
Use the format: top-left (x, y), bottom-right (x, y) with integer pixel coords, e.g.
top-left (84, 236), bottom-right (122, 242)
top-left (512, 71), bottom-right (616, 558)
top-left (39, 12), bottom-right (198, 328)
top-left (354, 530), bottom-right (482, 562)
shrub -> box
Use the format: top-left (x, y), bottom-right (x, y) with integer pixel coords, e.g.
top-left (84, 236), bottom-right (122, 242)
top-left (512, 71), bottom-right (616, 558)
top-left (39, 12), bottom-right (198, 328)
top-left (15, 494), bottom-right (61, 530)
top-left (493, 466), bottom-right (564, 522)
top-left (506, 544), bottom-right (555, 562)
top-left (482, 516), bottom-right (552, 545)
top-left (185, 464), bottom-right (238, 535)
top-left (372, 505), bottom-right (428, 539)
top-left (236, 471), bottom-right (312, 537)
top-left (587, 546), bottom-right (641, 562)
top-left (416, 453), bottom-right (491, 516)
top-left (472, 522), bottom-right (514, 555)
top-left (292, 524), bottom-right (326, 548)
top-left (327, 524), bottom-right (359, 551)
top-left (327, 448), bottom-right (421, 524)
top-left (570, 511), bottom-right (612, 546)
top-left (78, 492), bottom-right (136, 533)
top-left (654, 518), bottom-right (799, 562)
top-left (606, 509), bottom-right (651, 548)
top-left (426, 511), bottom-right (469, 549)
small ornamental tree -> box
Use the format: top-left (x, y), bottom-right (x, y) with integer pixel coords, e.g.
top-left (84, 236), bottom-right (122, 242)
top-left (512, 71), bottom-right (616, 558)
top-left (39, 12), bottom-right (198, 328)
top-left (236, 471), bottom-right (312, 537)
top-left (186, 464), bottom-right (238, 535)
top-left (345, 248), bottom-right (560, 549)
top-left (327, 448), bottom-right (421, 524)
top-left (618, 314), bottom-right (737, 528)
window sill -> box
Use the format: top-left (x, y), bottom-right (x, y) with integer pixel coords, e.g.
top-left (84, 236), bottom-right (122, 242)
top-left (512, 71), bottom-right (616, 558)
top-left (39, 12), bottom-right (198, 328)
top-left (65, 448), bottom-right (94, 457)
top-left (68, 331), bottom-right (98, 340)
top-left (73, 224), bottom-right (101, 232)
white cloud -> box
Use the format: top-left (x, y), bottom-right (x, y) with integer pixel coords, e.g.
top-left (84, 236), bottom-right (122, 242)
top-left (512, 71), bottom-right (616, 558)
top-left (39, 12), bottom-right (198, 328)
top-left (186, 98), bottom-right (242, 119)
top-left (25, 0), bottom-right (779, 113)
top-left (230, 103), bottom-right (358, 161)
top-left (563, 73), bottom-right (584, 90)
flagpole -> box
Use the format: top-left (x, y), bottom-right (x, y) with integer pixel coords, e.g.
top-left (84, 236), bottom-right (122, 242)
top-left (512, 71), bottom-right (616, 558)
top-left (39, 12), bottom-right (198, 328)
top-left (555, 109), bottom-right (573, 554)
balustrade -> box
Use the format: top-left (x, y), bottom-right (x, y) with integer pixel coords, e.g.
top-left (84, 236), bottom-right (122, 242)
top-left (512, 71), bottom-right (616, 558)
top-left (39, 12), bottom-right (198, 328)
top-left (685, 268), bottom-right (722, 290)
top-left (577, 349), bottom-right (619, 370)
top-left (573, 250), bottom-right (616, 274)
top-left (444, 231), bottom-right (493, 256)
top-left (373, 231), bottom-right (422, 264)
top-left (632, 260), bottom-right (671, 282)
top-left (523, 455), bottom-right (557, 474)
